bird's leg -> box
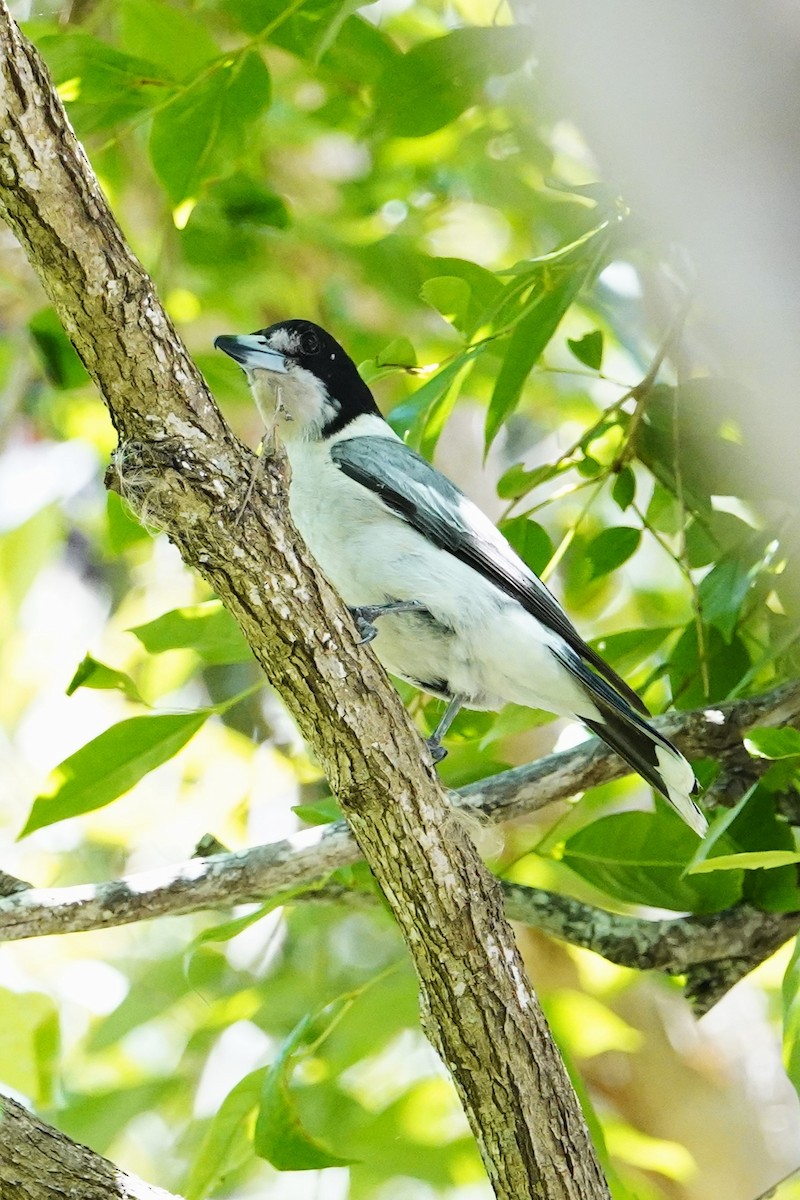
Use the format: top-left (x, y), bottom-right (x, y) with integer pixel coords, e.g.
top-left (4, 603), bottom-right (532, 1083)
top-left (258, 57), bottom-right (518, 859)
top-left (235, 386), bottom-right (285, 525)
top-left (234, 439), bottom-right (268, 526)
top-left (427, 695), bottom-right (463, 764)
top-left (349, 599), bottom-right (428, 644)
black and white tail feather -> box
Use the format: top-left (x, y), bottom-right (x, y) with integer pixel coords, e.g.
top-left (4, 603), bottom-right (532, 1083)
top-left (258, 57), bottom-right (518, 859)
top-left (557, 648), bottom-right (705, 836)
top-left (214, 318), bottom-right (707, 838)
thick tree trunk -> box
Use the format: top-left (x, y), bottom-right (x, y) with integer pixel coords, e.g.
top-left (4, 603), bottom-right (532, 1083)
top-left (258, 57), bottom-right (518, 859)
top-left (0, 7), bottom-right (610, 1199)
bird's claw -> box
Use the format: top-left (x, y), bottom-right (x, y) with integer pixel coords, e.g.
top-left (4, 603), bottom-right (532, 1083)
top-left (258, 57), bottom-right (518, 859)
top-left (426, 738), bottom-right (448, 764)
top-left (351, 612), bottom-right (379, 644)
top-left (349, 601), bottom-right (426, 645)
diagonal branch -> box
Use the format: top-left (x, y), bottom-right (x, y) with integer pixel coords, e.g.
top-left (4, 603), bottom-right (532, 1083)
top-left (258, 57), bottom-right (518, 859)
top-left (0, 1093), bottom-right (181, 1200)
top-left (0, 9), bottom-right (609, 1198)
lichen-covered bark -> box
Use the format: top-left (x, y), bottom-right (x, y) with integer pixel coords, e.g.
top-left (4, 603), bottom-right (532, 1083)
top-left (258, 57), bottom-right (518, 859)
top-left (0, 7), bottom-right (609, 1198)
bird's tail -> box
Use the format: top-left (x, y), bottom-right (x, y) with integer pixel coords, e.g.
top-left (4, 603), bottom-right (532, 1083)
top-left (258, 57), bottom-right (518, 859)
top-left (559, 651), bottom-right (707, 836)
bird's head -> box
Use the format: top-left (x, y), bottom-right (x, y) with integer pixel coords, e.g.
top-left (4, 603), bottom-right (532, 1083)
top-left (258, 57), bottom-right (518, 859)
top-left (214, 319), bottom-right (380, 440)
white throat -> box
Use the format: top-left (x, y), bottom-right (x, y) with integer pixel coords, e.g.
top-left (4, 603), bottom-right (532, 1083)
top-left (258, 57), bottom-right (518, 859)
top-left (247, 365), bottom-right (338, 441)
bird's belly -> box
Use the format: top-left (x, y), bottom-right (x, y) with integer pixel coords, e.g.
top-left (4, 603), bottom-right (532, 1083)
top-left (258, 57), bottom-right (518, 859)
top-left (287, 458), bottom-right (590, 715)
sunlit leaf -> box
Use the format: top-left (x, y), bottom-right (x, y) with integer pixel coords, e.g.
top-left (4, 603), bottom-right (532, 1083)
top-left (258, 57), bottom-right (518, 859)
top-left (485, 235), bottom-right (609, 447)
top-left (590, 627), bottom-right (675, 676)
top-left (496, 460), bottom-right (573, 500)
top-left (21, 711), bottom-right (209, 836)
top-left (420, 276), bottom-right (471, 332)
top-left (688, 849), bottom-right (800, 873)
top-left (376, 337), bottom-right (417, 368)
top-left (66, 654), bottom-right (144, 704)
top-left (0, 988), bottom-right (59, 1105)
top-left (35, 31), bottom-right (174, 132)
top-left (567, 329), bottom-right (604, 370)
top-left (119, 0), bottom-right (219, 78)
top-left (130, 601), bottom-right (252, 664)
top-left (745, 727), bottom-right (800, 759)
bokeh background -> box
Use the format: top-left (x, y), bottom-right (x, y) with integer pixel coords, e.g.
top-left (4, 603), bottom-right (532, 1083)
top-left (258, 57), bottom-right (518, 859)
top-left (3, 0), bottom-right (800, 1196)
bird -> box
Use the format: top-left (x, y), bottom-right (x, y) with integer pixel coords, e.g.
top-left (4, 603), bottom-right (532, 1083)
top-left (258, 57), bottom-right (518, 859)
top-left (214, 318), bottom-right (706, 836)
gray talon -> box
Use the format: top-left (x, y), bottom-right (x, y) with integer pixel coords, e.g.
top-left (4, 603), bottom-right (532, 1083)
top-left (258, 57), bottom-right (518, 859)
top-left (427, 739), bottom-right (448, 764)
top-left (349, 600), bottom-right (427, 646)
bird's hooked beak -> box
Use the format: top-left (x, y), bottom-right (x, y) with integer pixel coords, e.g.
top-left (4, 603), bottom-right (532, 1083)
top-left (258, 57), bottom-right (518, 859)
top-left (214, 334), bottom-right (289, 375)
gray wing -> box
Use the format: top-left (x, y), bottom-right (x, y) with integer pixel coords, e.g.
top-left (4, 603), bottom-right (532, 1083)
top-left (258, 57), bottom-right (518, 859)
top-left (331, 434), bottom-right (648, 716)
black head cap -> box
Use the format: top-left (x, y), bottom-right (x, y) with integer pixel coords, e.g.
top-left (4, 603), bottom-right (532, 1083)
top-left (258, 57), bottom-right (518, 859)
top-left (258, 319), bottom-right (382, 436)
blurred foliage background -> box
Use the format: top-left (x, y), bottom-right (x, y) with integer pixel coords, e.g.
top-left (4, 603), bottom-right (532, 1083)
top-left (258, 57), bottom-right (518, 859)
top-left (3, 0), bottom-right (800, 1196)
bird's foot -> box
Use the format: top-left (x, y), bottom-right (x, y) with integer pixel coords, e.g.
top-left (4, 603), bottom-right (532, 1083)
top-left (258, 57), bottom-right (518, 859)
top-left (426, 696), bottom-right (463, 767)
top-left (426, 737), bottom-right (448, 764)
top-left (349, 600), bottom-right (428, 645)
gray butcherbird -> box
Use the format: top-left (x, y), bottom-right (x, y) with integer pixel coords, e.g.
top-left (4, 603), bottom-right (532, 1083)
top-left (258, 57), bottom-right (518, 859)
top-left (215, 318), bottom-right (706, 836)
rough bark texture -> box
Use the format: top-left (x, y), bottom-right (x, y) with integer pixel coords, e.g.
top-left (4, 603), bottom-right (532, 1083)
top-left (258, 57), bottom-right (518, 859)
top-left (0, 1095), bottom-right (180, 1200)
top-left (0, 9), bottom-right (610, 1199)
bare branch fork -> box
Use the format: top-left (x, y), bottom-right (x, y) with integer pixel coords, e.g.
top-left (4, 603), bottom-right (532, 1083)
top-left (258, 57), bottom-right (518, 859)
top-left (0, 9), bottom-right (611, 1199)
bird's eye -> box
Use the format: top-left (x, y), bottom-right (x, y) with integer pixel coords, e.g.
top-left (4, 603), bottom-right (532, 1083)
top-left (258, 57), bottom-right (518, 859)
top-left (299, 331), bottom-right (320, 355)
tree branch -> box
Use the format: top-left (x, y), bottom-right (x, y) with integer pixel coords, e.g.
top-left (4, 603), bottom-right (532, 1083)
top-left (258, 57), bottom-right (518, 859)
top-left (0, 10), bottom-right (609, 1197)
top-left (1, 682), bottom-right (797, 1016)
top-left (0, 1094), bottom-right (181, 1200)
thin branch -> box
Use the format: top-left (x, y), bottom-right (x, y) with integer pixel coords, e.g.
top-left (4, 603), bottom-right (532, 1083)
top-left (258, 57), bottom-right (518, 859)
top-left (0, 1094), bottom-right (181, 1200)
top-left (1, 682), bottom-right (797, 988)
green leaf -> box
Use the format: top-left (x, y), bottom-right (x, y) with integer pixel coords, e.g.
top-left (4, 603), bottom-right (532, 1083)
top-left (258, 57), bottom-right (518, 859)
top-left (375, 337), bottom-right (417, 368)
top-left (199, 173), bottom-right (289, 230)
top-left (150, 51), bottom-right (271, 205)
top-left (28, 307), bottom-right (89, 389)
top-left (292, 796), bottom-right (342, 826)
top-left (66, 654), bottom-right (144, 704)
top-left (585, 526), bottom-right (641, 579)
top-left (611, 466), bottom-right (636, 512)
top-left (567, 330), bottom-right (604, 370)
top-left (374, 26), bottom-right (529, 138)
top-left (784, 935), bottom-right (800, 1101)
top-left (496, 460), bottom-right (573, 501)
top-left (420, 276), bottom-right (471, 332)
top-left (255, 1011), bottom-right (355, 1171)
top-left (697, 554), bottom-right (754, 642)
top-left (0, 988), bottom-right (59, 1105)
top-left (688, 850), bottom-right (800, 873)
top-left (498, 516), bottom-right (554, 576)
top-left (21, 711), bottom-right (209, 837)
top-left (745, 727), bottom-right (800, 759)
top-left (559, 811), bottom-right (742, 912)
top-left (485, 238), bottom-right (608, 447)
top-left (668, 622), bottom-right (751, 709)
top-left (421, 256), bottom-right (504, 338)
top-left (185, 1068), bottom-right (265, 1200)
top-left (119, 0), bottom-right (219, 78)
top-left (105, 492), bottom-right (150, 553)
top-left (590, 627), bottom-right (675, 676)
top-left (387, 345), bottom-right (486, 441)
top-left (35, 32), bottom-right (174, 133)
top-left (645, 482), bottom-right (683, 534)
top-left (129, 601), bottom-right (252, 664)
